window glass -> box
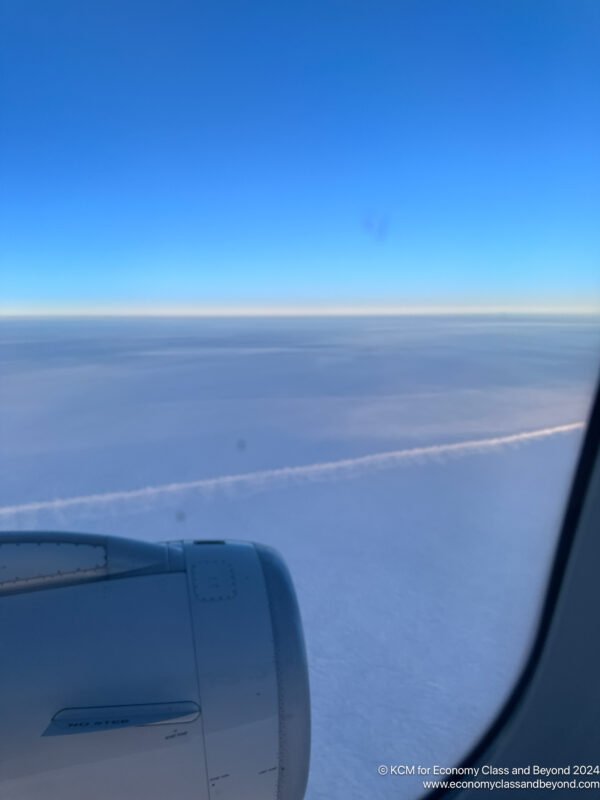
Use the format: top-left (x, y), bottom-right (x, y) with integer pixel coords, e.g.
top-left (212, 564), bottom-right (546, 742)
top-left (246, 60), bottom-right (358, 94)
top-left (1, 3), bottom-right (599, 799)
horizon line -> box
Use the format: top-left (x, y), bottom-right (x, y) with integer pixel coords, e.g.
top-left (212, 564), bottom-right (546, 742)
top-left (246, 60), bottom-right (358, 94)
top-left (1, 303), bottom-right (599, 318)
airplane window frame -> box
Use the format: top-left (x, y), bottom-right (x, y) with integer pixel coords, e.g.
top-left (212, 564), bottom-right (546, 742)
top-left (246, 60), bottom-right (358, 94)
top-left (427, 370), bottom-right (600, 799)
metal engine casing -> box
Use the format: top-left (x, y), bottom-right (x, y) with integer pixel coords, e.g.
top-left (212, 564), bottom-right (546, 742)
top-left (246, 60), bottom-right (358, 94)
top-left (0, 533), bottom-right (310, 800)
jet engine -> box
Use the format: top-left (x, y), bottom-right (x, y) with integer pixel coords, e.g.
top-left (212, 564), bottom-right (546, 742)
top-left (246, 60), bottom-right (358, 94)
top-left (0, 532), bottom-right (310, 800)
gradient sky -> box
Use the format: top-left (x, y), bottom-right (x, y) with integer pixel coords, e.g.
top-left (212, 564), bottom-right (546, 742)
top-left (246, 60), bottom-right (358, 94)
top-left (1, 0), bottom-right (599, 312)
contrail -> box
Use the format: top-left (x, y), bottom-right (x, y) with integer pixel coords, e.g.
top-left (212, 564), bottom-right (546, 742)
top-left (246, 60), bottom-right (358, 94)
top-left (0, 422), bottom-right (584, 520)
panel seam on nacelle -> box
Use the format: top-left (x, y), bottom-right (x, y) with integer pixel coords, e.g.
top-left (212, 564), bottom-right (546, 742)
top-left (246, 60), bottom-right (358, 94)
top-left (255, 546), bottom-right (284, 800)
top-left (182, 545), bottom-right (215, 800)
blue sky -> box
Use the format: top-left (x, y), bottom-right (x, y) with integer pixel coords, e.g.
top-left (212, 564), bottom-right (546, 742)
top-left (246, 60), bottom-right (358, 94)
top-left (1, 0), bottom-right (599, 313)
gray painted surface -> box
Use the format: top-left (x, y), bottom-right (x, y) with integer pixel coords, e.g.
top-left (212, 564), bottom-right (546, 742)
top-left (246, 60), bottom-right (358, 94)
top-left (0, 535), bottom-right (310, 800)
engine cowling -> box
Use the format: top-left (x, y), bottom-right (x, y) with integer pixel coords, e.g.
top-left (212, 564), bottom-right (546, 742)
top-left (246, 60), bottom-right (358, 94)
top-left (0, 533), bottom-right (310, 800)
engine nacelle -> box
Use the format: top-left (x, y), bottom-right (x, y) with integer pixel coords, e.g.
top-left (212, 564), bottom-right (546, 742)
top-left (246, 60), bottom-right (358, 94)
top-left (0, 533), bottom-right (310, 800)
